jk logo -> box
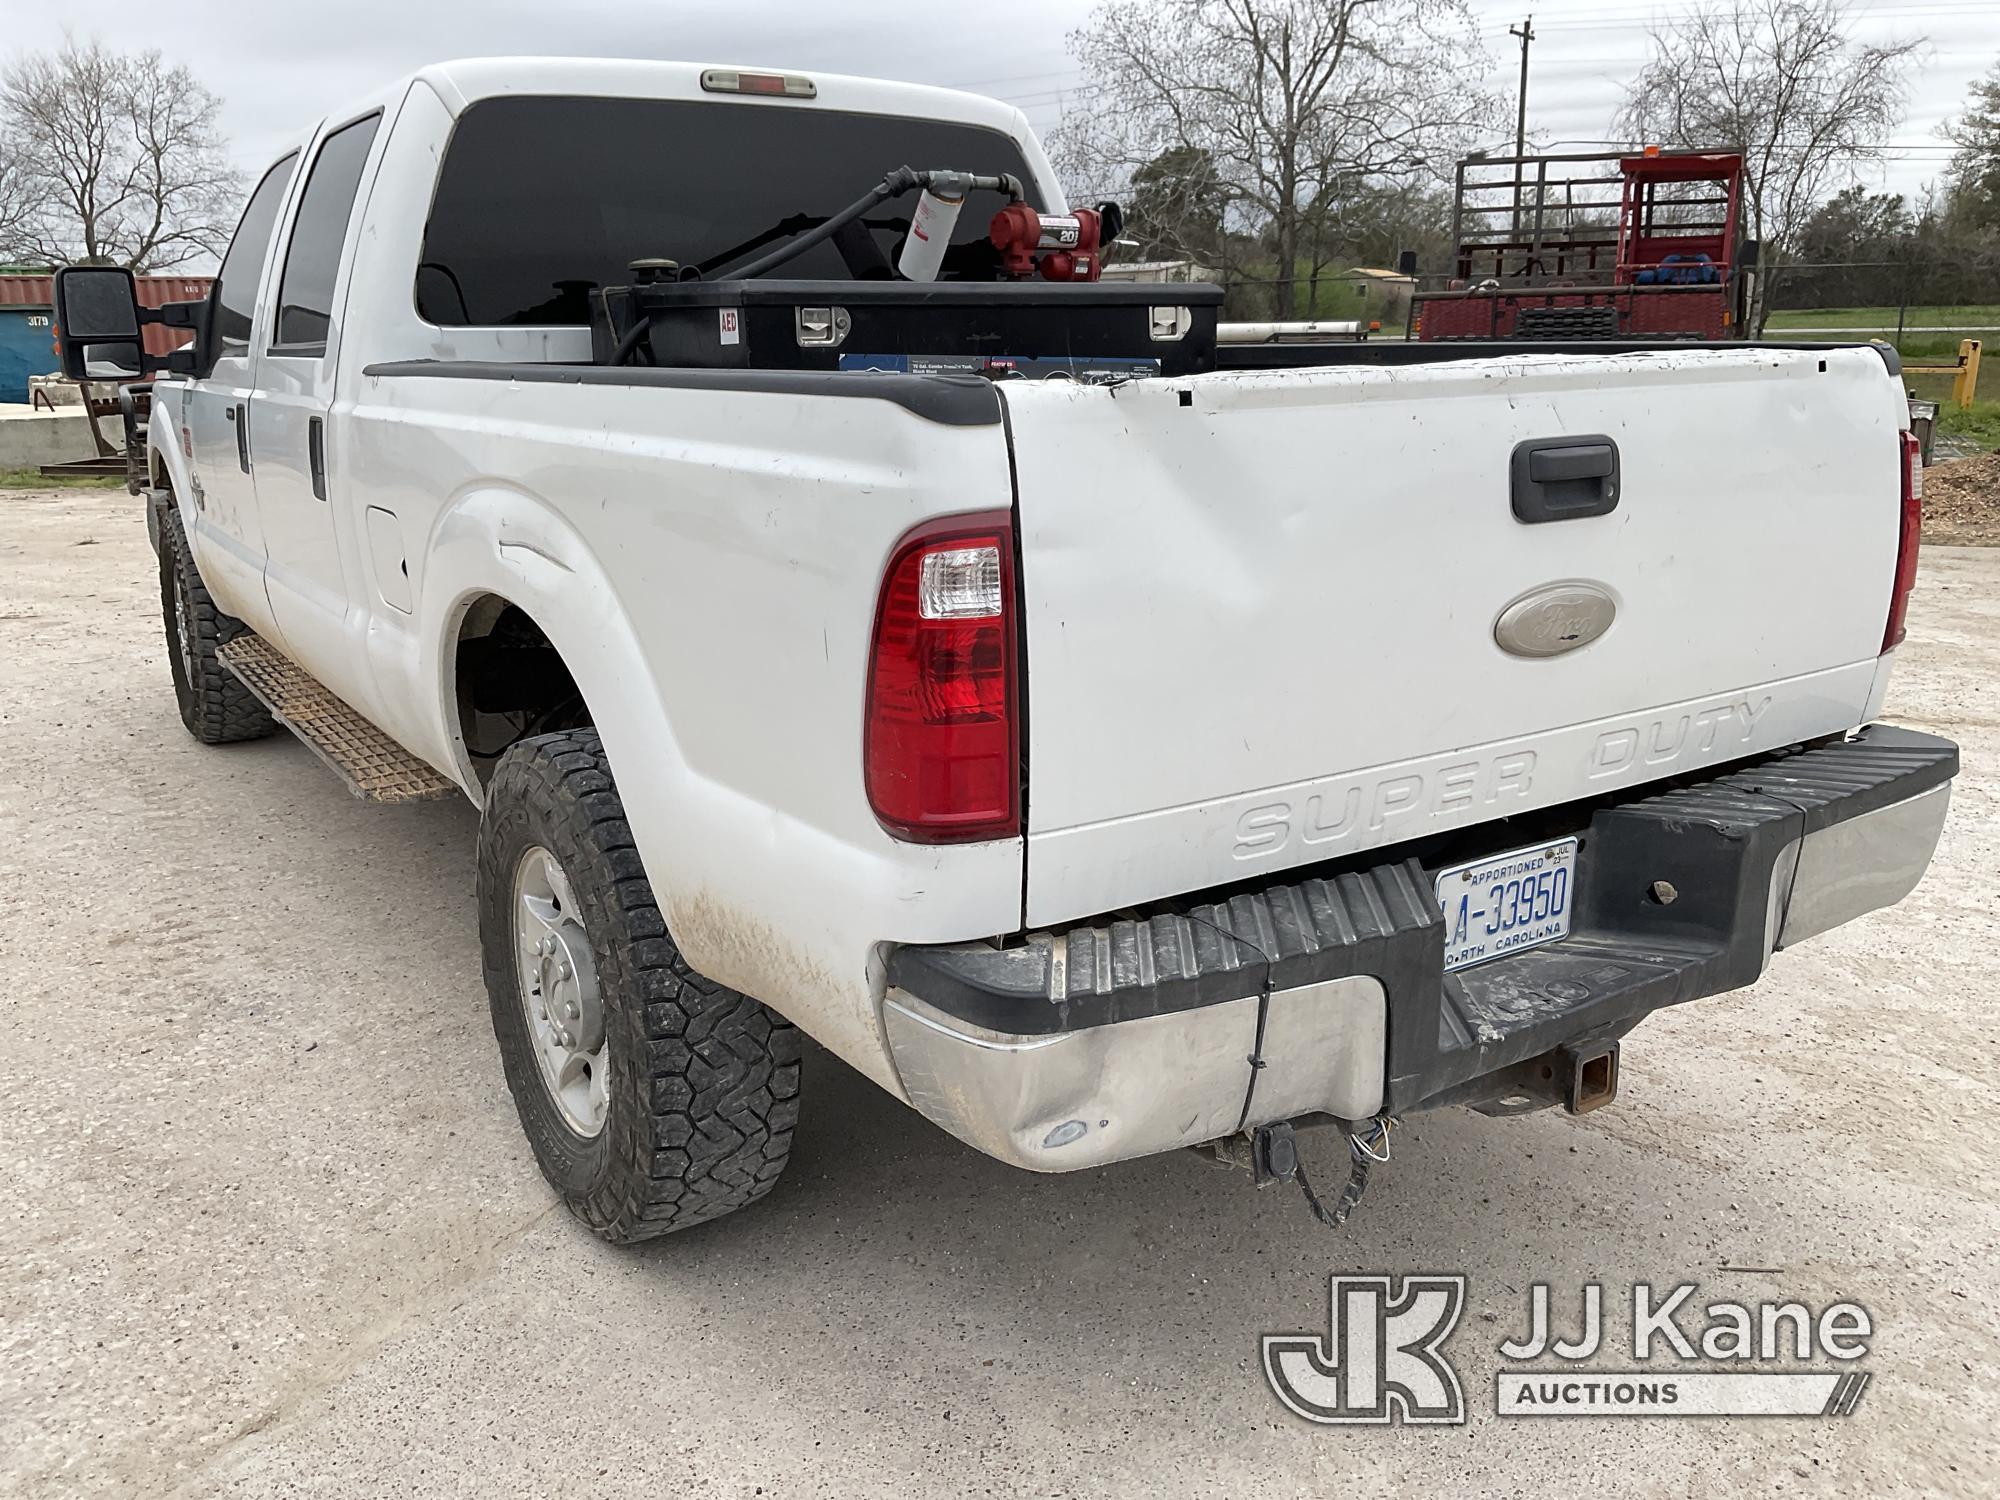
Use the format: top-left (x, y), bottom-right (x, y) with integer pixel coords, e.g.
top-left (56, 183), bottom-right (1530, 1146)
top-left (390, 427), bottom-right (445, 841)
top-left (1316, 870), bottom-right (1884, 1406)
top-left (1263, 1275), bottom-right (1468, 1424)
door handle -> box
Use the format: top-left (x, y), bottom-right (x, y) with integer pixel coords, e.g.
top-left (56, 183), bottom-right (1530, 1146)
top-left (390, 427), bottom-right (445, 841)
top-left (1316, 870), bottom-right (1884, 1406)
top-left (308, 416), bottom-right (327, 501)
top-left (228, 402), bottom-right (249, 473)
top-left (1511, 434), bottom-right (1620, 524)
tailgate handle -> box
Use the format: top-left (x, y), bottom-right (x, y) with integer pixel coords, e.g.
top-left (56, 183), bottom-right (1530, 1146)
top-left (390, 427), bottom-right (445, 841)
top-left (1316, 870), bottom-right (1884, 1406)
top-left (1512, 435), bottom-right (1620, 524)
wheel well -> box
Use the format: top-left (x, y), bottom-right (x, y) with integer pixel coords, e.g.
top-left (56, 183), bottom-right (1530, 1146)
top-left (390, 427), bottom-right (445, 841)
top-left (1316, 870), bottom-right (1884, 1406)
top-left (452, 596), bottom-right (591, 787)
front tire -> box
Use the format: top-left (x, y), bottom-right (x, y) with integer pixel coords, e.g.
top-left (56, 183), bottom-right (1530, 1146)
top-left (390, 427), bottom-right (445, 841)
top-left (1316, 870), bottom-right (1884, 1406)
top-left (476, 730), bottom-right (801, 1243)
top-left (158, 505), bottom-right (275, 744)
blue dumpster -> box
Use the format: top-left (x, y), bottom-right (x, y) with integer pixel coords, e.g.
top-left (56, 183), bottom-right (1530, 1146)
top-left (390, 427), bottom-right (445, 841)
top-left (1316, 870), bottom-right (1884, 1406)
top-left (0, 304), bottom-right (60, 404)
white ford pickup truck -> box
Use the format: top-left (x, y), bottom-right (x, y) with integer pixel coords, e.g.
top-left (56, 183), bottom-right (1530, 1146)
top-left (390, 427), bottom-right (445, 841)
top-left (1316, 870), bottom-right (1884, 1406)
top-left (56, 58), bottom-right (1956, 1241)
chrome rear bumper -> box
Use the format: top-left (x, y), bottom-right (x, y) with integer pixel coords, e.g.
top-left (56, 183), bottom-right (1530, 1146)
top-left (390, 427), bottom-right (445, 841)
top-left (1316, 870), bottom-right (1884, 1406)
top-left (885, 974), bottom-right (1386, 1172)
top-left (1775, 781), bottom-right (1950, 947)
top-left (884, 726), bottom-right (1956, 1172)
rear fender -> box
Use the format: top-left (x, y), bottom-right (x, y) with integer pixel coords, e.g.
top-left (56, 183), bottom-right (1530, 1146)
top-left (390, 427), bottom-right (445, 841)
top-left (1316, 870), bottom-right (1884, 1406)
top-left (419, 484), bottom-right (941, 1094)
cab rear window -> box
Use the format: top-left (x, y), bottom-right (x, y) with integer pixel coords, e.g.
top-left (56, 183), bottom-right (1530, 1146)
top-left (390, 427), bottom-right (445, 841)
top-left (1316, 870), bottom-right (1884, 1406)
top-left (417, 96), bottom-right (1036, 326)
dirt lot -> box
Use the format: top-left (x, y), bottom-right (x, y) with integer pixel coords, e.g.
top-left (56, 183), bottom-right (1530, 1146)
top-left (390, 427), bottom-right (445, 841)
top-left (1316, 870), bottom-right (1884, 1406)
top-left (1924, 452), bottom-right (2000, 547)
top-left (3, 486), bottom-right (1997, 1498)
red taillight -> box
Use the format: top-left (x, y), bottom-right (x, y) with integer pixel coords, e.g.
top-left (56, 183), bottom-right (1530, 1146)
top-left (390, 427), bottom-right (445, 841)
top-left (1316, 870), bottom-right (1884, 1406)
top-left (1883, 430), bottom-right (1923, 653)
top-left (864, 513), bottom-right (1021, 842)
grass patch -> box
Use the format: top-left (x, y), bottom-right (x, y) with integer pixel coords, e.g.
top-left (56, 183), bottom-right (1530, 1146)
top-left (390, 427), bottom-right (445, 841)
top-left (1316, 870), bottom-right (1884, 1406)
top-left (0, 466), bottom-right (121, 489)
top-left (1223, 260), bottom-right (1415, 331)
top-left (1893, 333), bottom-right (1980, 363)
top-left (1937, 399), bottom-right (2000, 453)
top-left (1766, 306), bottom-right (1997, 362)
top-left (1298, 278), bottom-right (1408, 330)
top-left (1767, 304), bottom-right (2000, 329)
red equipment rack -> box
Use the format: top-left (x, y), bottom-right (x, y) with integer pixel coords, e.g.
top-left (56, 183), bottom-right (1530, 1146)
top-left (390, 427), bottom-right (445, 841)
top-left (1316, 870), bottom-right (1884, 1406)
top-left (1411, 148), bottom-right (1750, 342)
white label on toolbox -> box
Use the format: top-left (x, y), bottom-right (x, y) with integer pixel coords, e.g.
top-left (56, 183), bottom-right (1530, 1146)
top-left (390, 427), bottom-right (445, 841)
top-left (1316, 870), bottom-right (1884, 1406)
top-left (718, 308), bottom-right (740, 346)
top-left (1434, 837), bottom-right (1579, 973)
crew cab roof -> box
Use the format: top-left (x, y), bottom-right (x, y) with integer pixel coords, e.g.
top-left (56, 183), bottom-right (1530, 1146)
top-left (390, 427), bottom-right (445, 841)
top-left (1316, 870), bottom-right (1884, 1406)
top-left (402, 56), bottom-right (1036, 139)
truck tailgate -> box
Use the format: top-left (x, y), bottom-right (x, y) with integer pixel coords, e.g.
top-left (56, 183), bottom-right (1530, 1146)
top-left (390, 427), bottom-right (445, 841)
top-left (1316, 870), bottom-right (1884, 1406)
top-left (1001, 345), bottom-right (1906, 927)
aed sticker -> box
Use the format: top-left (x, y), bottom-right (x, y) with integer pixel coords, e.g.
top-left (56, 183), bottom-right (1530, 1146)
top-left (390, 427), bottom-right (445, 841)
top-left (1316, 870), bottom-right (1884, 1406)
top-left (718, 308), bottom-right (740, 346)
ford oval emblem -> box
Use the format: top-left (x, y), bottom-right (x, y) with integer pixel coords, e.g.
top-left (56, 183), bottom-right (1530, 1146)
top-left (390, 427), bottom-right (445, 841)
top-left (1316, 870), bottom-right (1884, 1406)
top-left (1493, 582), bottom-right (1617, 658)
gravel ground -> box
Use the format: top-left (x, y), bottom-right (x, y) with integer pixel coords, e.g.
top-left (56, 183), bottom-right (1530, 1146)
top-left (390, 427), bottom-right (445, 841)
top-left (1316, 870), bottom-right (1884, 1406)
top-left (3, 486), bottom-right (1997, 1499)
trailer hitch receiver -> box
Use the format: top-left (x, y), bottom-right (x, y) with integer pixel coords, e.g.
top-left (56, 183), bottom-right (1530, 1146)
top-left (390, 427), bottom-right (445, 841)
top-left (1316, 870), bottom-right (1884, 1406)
top-left (1563, 1042), bottom-right (1620, 1114)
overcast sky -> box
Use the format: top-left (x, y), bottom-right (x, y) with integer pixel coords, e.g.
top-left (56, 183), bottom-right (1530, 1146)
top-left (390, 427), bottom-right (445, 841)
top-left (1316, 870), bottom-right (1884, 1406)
top-left (7, 0), bottom-right (1991, 210)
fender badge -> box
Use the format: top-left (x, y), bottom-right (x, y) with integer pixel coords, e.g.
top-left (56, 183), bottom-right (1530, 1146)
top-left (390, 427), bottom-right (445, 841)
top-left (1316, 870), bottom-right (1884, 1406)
top-left (1494, 582), bottom-right (1617, 659)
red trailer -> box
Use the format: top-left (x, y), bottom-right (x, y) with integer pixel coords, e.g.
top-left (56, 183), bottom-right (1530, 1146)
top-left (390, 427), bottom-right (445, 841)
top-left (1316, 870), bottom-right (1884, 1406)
top-left (1411, 148), bottom-right (1751, 342)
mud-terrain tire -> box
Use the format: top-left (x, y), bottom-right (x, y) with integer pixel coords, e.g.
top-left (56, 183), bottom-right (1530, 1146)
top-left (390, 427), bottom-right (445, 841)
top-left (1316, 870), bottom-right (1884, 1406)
top-left (476, 730), bottom-right (801, 1243)
top-left (158, 504), bottom-right (276, 744)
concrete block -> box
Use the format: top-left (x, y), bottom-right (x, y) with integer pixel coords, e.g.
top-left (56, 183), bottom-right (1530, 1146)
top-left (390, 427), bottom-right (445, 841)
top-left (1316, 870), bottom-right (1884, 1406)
top-left (0, 408), bottom-right (99, 469)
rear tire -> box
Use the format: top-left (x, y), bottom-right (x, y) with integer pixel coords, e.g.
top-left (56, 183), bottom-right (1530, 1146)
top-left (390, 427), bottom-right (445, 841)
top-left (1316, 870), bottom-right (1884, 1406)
top-left (158, 505), bottom-right (275, 744)
top-left (477, 730), bottom-right (801, 1243)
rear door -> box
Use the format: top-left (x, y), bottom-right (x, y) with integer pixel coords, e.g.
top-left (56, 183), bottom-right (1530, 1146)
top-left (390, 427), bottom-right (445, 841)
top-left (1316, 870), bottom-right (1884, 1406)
top-left (179, 150), bottom-right (297, 638)
top-left (252, 110), bottom-right (382, 685)
top-left (1001, 347), bottom-right (1908, 925)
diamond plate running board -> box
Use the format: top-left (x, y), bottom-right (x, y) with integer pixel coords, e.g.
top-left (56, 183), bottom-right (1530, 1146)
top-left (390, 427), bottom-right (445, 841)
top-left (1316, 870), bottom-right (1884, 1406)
top-left (216, 635), bottom-right (459, 804)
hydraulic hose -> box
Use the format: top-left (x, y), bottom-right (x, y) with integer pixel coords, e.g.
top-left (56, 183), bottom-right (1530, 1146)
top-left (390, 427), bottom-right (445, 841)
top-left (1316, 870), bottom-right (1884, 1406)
top-left (613, 167), bottom-right (1029, 359)
top-left (611, 316), bottom-right (651, 366)
top-left (722, 167), bottom-right (1024, 281)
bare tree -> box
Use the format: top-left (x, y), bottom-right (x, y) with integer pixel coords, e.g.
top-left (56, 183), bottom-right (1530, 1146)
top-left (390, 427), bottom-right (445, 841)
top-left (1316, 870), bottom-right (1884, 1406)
top-left (1618, 0), bottom-right (1919, 330)
top-left (0, 37), bottom-right (239, 269)
top-left (1942, 56), bottom-right (2000, 231)
top-left (0, 142), bottom-right (32, 260)
top-left (1057, 0), bottom-right (1495, 317)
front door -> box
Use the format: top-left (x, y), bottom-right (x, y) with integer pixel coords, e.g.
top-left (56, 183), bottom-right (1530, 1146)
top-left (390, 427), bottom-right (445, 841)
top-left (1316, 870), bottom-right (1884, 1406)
top-left (178, 150), bottom-right (299, 640)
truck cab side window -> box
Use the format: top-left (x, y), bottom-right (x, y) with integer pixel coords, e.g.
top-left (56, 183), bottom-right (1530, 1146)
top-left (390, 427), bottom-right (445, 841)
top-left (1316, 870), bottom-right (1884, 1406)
top-left (214, 152), bottom-right (298, 355)
top-left (271, 113), bottom-right (381, 354)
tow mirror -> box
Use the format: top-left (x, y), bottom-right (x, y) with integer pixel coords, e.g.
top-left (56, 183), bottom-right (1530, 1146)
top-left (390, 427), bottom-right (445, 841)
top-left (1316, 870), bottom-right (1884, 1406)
top-left (53, 266), bottom-right (147, 380)
top-left (51, 267), bottom-right (204, 380)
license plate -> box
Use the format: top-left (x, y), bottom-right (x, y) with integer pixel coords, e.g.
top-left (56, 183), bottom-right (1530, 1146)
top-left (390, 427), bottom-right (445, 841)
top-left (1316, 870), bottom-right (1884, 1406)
top-left (1434, 837), bottom-right (1579, 973)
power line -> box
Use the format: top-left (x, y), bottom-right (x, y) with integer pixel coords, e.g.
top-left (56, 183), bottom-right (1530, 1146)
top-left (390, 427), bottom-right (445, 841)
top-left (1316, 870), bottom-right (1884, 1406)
top-left (936, 66), bottom-right (1091, 94)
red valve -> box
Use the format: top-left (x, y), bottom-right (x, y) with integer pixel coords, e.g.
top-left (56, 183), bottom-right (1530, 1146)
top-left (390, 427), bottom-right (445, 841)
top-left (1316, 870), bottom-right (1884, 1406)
top-left (989, 203), bottom-right (1105, 282)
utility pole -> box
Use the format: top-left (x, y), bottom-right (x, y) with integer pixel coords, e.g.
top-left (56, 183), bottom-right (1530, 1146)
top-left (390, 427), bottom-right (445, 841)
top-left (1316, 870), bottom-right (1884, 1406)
top-left (1509, 15), bottom-right (1536, 243)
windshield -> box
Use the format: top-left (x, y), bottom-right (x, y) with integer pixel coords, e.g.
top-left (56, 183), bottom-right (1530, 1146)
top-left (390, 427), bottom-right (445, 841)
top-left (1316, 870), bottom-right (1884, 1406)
top-left (417, 95), bottom-right (1039, 326)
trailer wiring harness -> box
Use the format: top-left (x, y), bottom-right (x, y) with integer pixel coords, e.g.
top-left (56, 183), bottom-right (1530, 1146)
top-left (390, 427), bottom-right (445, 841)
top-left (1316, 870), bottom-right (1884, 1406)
top-left (1181, 906), bottom-right (1395, 1231)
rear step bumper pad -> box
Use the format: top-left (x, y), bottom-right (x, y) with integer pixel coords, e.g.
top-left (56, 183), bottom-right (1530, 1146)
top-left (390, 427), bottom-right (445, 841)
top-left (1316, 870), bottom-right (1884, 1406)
top-left (882, 725), bottom-right (1957, 1171)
